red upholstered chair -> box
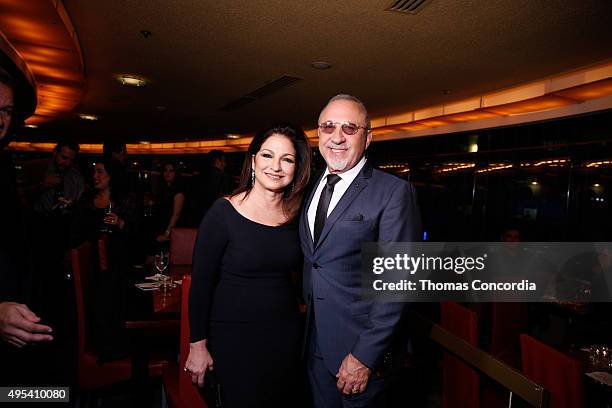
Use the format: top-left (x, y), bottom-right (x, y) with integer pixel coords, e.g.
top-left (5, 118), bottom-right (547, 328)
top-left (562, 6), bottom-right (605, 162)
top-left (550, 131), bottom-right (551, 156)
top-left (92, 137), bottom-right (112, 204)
top-left (490, 302), bottom-right (528, 367)
top-left (162, 275), bottom-right (207, 407)
top-left (440, 302), bottom-right (480, 408)
top-left (170, 228), bottom-right (198, 265)
top-left (97, 235), bottom-right (110, 272)
top-left (520, 334), bottom-right (584, 408)
top-left (70, 242), bottom-right (167, 393)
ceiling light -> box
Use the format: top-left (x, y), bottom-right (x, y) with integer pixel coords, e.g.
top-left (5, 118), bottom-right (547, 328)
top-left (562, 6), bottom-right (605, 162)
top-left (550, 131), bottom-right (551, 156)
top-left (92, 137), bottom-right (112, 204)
top-left (116, 75), bottom-right (147, 87)
top-left (139, 141), bottom-right (150, 145)
top-left (226, 134), bottom-right (240, 139)
top-left (78, 113), bottom-right (98, 121)
top-left (311, 61), bottom-right (332, 70)
top-left (24, 124), bottom-right (38, 128)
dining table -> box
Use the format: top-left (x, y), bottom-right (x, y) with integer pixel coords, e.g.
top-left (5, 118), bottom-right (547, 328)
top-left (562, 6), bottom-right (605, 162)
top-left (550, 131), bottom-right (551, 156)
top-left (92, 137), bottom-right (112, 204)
top-left (564, 344), bottom-right (612, 407)
top-left (123, 263), bottom-right (192, 406)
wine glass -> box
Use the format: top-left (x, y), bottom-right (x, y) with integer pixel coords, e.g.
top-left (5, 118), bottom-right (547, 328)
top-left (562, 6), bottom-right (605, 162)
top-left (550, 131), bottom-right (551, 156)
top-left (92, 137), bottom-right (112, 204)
top-left (100, 202), bottom-right (113, 233)
top-left (154, 251), bottom-right (171, 289)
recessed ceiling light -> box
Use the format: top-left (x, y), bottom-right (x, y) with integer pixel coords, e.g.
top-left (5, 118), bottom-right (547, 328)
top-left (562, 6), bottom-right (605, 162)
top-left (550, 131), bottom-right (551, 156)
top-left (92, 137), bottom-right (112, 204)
top-left (226, 134), bottom-right (240, 139)
top-left (78, 113), bottom-right (98, 121)
top-left (115, 74), bottom-right (147, 87)
top-left (311, 61), bottom-right (332, 70)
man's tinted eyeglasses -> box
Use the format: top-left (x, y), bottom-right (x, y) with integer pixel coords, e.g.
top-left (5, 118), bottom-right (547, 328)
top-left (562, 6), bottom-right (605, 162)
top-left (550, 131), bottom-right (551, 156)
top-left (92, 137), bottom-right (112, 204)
top-left (318, 121), bottom-right (369, 136)
top-left (0, 105), bottom-right (14, 117)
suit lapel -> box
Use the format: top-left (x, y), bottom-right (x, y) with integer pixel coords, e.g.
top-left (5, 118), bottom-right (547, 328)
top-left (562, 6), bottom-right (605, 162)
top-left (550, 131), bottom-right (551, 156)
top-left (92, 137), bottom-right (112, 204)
top-left (314, 162), bottom-right (373, 251)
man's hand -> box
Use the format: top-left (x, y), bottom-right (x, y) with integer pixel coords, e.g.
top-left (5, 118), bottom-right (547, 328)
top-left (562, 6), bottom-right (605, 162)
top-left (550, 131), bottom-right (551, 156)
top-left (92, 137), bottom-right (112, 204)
top-left (0, 302), bottom-right (53, 348)
top-left (336, 353), bottom-right (371, 395)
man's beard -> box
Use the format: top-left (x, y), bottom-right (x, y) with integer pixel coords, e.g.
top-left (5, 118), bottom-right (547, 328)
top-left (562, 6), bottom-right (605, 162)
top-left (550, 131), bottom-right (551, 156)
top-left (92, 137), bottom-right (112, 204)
top-left (326, 155), bottom-right (350, 172)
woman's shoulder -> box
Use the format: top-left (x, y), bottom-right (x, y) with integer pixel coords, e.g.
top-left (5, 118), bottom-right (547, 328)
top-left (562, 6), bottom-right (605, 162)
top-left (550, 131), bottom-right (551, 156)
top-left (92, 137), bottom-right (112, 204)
top-left (197, 198), bottom-right (234, 233)
top-left (172, 184), bottom-right (186, 196)
top-left (204, 197), bottom-right (233, 218)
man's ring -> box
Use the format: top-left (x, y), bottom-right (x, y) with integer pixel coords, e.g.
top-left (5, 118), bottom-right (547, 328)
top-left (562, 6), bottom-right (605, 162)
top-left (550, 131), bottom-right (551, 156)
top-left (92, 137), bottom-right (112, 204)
top-left (184, 367), bottom-right (189, 372)
top-left (352, 386), bottom-right (359, 392)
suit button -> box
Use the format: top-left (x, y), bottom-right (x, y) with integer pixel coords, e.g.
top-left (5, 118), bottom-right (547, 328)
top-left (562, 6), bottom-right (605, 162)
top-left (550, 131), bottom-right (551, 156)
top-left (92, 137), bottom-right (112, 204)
top-left (313, 263), bottom-right (319, 269)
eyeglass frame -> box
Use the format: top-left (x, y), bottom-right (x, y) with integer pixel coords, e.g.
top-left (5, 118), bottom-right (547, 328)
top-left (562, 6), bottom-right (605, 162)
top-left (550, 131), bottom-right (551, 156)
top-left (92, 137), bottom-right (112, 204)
top-left (317, 120), bottom-right (370, 136)
top-left (0, 105), bottom-right (14, 117)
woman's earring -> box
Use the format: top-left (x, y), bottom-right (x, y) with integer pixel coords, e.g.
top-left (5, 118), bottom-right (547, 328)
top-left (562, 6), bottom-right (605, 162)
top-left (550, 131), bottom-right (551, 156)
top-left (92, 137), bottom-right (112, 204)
top-left (251, 169), bottom-right (255, 186)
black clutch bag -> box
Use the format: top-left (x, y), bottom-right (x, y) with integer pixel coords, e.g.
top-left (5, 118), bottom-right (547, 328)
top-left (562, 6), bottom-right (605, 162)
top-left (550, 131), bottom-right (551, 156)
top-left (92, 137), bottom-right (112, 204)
top-left (202, 370), bottom-right (223, 408)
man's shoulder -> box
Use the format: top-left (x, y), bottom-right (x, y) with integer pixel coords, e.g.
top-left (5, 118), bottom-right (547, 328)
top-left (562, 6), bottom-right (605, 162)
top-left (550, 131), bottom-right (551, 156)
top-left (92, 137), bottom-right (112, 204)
top-left (370, 167), bottom-right (411, 189)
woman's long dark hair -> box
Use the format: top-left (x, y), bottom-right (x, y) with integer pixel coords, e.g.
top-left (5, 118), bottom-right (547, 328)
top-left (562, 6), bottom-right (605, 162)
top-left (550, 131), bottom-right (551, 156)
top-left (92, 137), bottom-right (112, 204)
top-left (232, 123), bottom-right (312, 223)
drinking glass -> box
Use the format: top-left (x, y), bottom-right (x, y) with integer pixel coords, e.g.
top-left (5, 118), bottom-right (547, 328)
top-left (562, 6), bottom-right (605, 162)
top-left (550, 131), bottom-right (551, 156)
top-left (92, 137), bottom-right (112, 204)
top-left (154, 251), bottom-right (172, 289)
top-left (100, 202), bottom-right (113, 233)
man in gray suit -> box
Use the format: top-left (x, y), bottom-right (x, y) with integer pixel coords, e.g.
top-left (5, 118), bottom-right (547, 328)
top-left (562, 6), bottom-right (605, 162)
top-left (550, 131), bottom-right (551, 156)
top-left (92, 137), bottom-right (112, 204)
top-left (300, 94), bottom-right (420, 407)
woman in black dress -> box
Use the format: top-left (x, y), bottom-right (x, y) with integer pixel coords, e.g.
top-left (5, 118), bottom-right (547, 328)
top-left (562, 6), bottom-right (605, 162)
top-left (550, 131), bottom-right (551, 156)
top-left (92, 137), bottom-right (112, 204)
top-left (185, 123), bottom-right (311, 407)
top-left (70, 159), bottom-right (139, 360)
top-left (153, 162), bottom-right (186, 245)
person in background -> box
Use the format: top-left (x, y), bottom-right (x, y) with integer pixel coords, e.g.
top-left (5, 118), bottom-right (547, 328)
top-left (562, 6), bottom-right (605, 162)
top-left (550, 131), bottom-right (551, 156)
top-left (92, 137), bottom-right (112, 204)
top-left (22, 139), bottom-right (84, 215)
top-left (185, 123), bottom-right (311, 407)
top-left (194, 149), bottom-right (233, 224)
top-left (154, 162), bottom-right (186, 246)
top-left (0, 67), bottom-right (54, 384)
top-left (102, 140), bottom-right (154, 264)
top-left (103, 140), bottom-right (127, 164)
top-left (71, 159), bottom-right (137, 246)
top-left (70, 158), bottom-right (139, 360)
top-left (18, 139), bottom-right (84, 351)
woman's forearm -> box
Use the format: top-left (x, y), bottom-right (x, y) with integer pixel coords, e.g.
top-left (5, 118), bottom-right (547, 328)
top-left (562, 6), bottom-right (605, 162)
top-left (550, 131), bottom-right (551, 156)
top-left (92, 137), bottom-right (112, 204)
top-left (164, 192), bottom-right (185, 236)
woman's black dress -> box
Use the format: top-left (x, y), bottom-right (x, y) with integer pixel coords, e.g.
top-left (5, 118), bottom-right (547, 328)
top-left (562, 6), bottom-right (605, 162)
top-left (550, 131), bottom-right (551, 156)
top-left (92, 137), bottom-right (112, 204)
top-left (70, 194), bottom-right (140, 360)
top-left (190, 198), bottom-right (302, 408)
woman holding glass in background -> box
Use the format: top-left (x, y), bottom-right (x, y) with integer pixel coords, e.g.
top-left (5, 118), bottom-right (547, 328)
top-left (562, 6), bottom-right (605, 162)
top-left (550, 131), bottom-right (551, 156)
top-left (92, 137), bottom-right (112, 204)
top-left (70, 158), bottom-right (139, 360)
top-left (71, 159), bottom-right (138, 246)
top-left (184, 123), bottom-right (311, 407)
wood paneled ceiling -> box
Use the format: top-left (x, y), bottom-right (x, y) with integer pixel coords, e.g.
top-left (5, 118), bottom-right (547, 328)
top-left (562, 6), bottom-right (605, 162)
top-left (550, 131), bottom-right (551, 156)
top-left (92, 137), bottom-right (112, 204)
top-left (3, 0), bottom-right (612, 144)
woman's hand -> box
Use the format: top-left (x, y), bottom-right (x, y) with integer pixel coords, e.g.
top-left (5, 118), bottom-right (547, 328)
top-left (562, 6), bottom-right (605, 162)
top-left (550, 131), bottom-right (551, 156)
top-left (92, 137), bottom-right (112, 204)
top-left (184, 340), bottom-right (214, 387)
top-left (103, 212), bottom-right (125, 229)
